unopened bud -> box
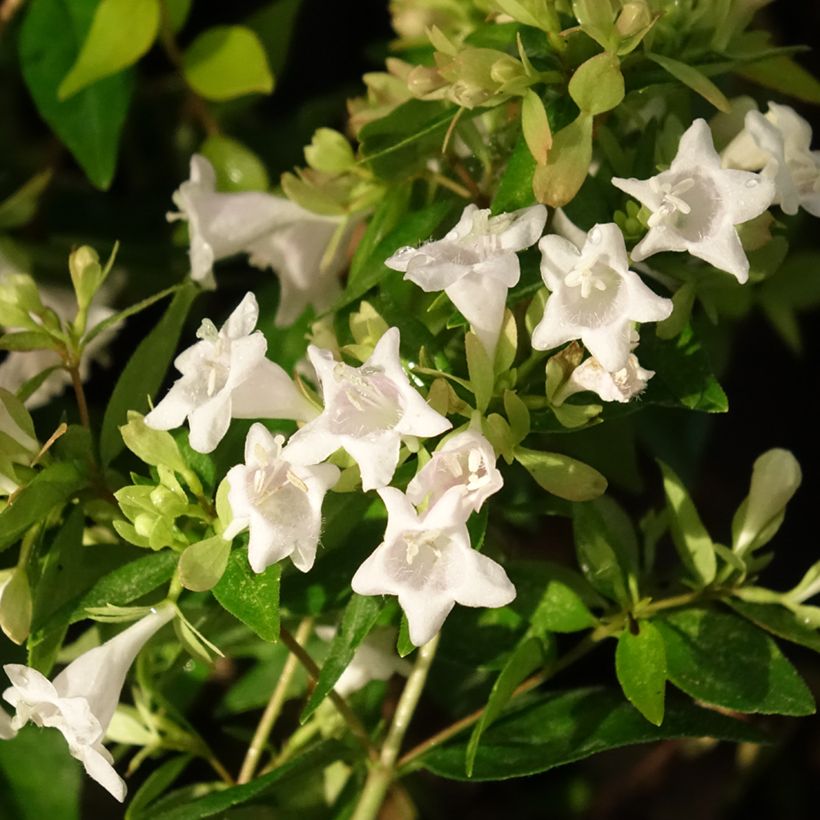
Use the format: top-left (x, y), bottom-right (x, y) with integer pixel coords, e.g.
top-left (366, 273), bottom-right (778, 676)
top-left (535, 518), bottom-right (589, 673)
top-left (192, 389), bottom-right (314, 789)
top-left (616, 1), bottom-right (651, 38)
top-left (69, 245), bottom-right (103, 310)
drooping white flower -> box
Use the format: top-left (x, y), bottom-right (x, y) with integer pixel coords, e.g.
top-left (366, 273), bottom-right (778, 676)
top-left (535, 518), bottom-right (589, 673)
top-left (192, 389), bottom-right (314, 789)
top-left (145, 292), bottom-right (317, 453)
top-left (2, 606), bottom-right (174, 801)
top-left (532, 223), bottom-right (672, 371)
top-left (169, 155), bottom-right (298, 287)
top-left (562, 353), bottom-right (654, 404)
top-left (352, 487), bottom-right (515, 646)
top-left (726, 103), bottom-right (820, 217)
top-left (224, 423), bottom-right (339, 573)
top-left (246, 211), bottom-right (350, 327)
top-left (385, 203), bottom-right (547, 357)
top-left (406, 429), bottom-right (502, 513)
top-left (315, 626), bottom-right (411, 696)
top-left (284, 327), bottom-right (451, 491)
top-left (612, 118), bottom-right (775, 283)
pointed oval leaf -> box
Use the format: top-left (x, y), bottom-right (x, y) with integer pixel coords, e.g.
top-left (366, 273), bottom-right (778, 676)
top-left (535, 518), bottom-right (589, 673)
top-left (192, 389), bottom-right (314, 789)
top-left (615, 620), bottom-right (667, 725)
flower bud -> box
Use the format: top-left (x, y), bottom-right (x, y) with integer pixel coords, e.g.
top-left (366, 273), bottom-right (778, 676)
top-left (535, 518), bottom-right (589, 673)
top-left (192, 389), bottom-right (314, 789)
top-left (616, 1), bottom-right (652, 38)
top-left (304, 128), bottom-right (356, 174)
top-left (68, 245), bottom-right (103, 310)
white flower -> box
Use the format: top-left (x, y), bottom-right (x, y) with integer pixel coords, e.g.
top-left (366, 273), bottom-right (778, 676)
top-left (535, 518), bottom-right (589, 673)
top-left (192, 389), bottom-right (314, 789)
top-left (284, 327), bottom-right (451, 491)
top-left (406, 429), bottom-right (502, 513)
top-left (315, 626), bottom-right (410, 696)
top-left (169, 155), bottom-right (298, 286)
top-left (224, 423), bottom-right (339, 573)
top-left (532, 223), bottom-right (672, 371)
top-left (145, 292), bottom-right (317, 453)
top-left (351, 487), bottom-right (516, 646)
top-left (0, 278), bottom-right (118, 410)
top-left (385, 203), bottom-right (547, 357)
top-left (562, 353), bottom-right (654, 404)
top-left (732, 103), bottom-right (820, 217)
top-left (246, 211), bottom-right (350, 327)
top-left (2, 606), bottom-right (174, 801)
top-left (612, 118), bottom-right (775, 283)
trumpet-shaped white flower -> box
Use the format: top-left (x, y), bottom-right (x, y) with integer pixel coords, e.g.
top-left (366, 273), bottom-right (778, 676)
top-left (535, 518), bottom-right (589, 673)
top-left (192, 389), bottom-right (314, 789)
top-left (385, 203), bottom-right (547, 357)
top-left (406, 429), bottom-right (502, 513)
top-left (2, 606), bottom-right (174, 801)
top-left (728, 103), bottom-right (820, 217)
top-left (352, 488), bottom-right (516, 646)
top-left (246, 211), bottom-right (350, 327)
top-left (169, 155), bottom-right (298, 286)
top-left (315, 626), bottom-right (411, 696)
top-left (563, 353), bottom-right (654, 404)
top-left (284, 327), bottom-right (451, 491)
top-left (145, 292), bottom-right (317, 453)
top-left (532, 223), bottom-right (672, 371)
top-left (612, 118), bottom-right (775, 283)
top-left (224, 423), bottom-right (339, 573)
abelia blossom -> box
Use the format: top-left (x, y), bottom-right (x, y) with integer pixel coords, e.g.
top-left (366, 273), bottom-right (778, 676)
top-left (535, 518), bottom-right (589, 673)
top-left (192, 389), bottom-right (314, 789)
top-left (2, 606), bottom-right (174, 801)
top-left (562, 353), bottom-right (654, 404)
top-left (724, 102), bottom-right (820, 217)
top-left (284, 327), bottom-right (451, 491)
top-left (385, 203), bottom-right (547, 357)
top-left (145, 292), bottom-right (316, 453)
top-left (532, 223), bottom-right (672, 371)
top-left (351, 487), bottom-right (516, 646)
top-left (406, 429), bottom-right (502, 513)
top-left (612, 118), bottom-right (775, 283)
top-left (224, 423), bottom-right (339, 573)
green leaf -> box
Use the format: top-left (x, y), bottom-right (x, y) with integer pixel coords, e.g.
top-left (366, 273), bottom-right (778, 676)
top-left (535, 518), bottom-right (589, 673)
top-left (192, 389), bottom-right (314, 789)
top-left (0, 462), bottom-right (87, 551)
top-left (245, 0), bottom-right (303, 79)
top-left (126, 755), bottom-right (193, 820)
top-left (0, 170), bottom-right (52, 230)
top-left (568, 53), bottom-right (625, 115)
top-left (0, 725), bottom-right (81, 820)
top-left (533, 114), bottom-right (593, 208)
top-left (521, 90), bottom-right (551, 165)
top-left (58, 0), bottom-right (159, 99)
top-left (572, 500), bottom-right (629, 605)
top-left (419, 687), bottom-right (767, 780)
top-left (100, 280), bottom-right (198, 465)
top-left (337, 199), bottom-right (456, 309)
top-left (199, 135), bottom-right (270, 192)
top-left (465, 636), bottom-right (546, 776)
top-left (178, 536), bottom-right (231, 592)
top-left (647, 53), bottom-right (730, 112)
top-left (300, 594), bottom-right (384, 721)
top-left (213, 549), bottom-right (281, 642)
top-left (0, 330), bottom-right (59, 351)
top-left (148, 743), bottom-right (347, 819)
top-left (516, 448), bottom-right (607, 502)
top-left (182, 26), bottom-right (274, 101)
top-left (638, 324), bottom-right (728, 413)
top-left (656, 608), bottom-right (815, 716)
top-left (491, 133), bottom-right (536, 214)
top-left (19, 0), bottom-right (134, 189)
top-left (466, 331), bottom-right (493, 413)
top-left (658, 461), bottom-right (716, 587)
top-left (725, 599), bottom-right (820, 655)
top-left (735, 56), bottom-right (820, 105)
top-left (359, 99), bottom-right (459, 180)
top-left (83, 284), bottom-right (179, 346)
top-left (615, 620), bottom-right (667, 725)
top-left (529, 572), bottom-right (598, 633)
top-left (397, 615), bottom-right (416, 658)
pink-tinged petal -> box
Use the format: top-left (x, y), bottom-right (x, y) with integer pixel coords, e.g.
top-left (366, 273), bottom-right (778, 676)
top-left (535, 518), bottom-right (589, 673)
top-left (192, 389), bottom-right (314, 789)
top-left (403, 253), bottom-right (470, 291)
top-left (445, 274), bottom-right (508, 359)
top-left (231, 359), bottom-right (318, 422)
top-left (187, 394), bottom-right (232, 454)
top-left (281, 425), bottom-right (340, 469)
top-left (377, 487), bottom-right (420, 544)
top-left (452, 548), bottom-right (516, 609)
top-left (344, 432), bottom-right (401, 491)
top-left (393, 388), bottom-right (452, 439)
top-left (538, 234), bottom-right (581, 290)
top-left (351, 543), bottom-right (395, 596)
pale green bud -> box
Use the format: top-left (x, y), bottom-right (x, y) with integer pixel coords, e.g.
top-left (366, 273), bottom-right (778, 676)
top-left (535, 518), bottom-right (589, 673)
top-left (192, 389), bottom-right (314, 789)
top-left (68, 245), bottom-right (103, 310)
top-left (305, 128), bottom-right (356, 174)
top-left (616, 1), bottom-right (652, 38)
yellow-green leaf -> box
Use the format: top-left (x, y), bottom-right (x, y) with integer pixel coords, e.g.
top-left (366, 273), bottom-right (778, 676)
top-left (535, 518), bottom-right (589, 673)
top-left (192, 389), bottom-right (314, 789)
top-left (615, 620), bottom-right (667, 725)
top-left (532, 114), bottom-right (592, 208)
top-left (647, 53), bottom-right (730, 113)
top-left (568, 53), bottom-right (625, 115)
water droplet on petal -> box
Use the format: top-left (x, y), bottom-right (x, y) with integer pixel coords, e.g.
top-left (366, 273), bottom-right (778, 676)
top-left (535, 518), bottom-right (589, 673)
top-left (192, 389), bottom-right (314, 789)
top-left (745, 178), bottom-right (760, 188)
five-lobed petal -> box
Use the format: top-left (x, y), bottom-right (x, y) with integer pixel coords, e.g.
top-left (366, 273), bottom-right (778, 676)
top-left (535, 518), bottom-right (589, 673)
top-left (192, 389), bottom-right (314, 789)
top-left (533, 223), bottom-right (672, 371)
top-left (612, 118), bottom-right (775, 283)
top-left (386, 203), bottom-right (547, 357)
top-left (351, 487), bottom-right (515, 646)
top-left (284, 327), bottom-right (451, 491)
top-left (224, 423), bottom-right (339, 573)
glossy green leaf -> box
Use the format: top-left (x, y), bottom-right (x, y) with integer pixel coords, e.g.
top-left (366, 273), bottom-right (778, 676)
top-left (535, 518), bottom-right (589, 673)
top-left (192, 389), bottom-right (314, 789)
top-left (466, 636), bottom-right (547, 776)
top-left (100, 280), bottom-right (198, 466)
top-left (529, 573), bottom-right (598, 633)
top-left (199, 135), bottom-right (270, 192)
top-left (182, 26), bottom-right (274, 101)
top-left (178, 536), bottom-right (231, 592)
top-left (58, 0), bottom-right (159, 99)
top-left (725, 599), bottom-right (820, 655)
top-left (213, 550), bottom-right (281, 642)
top-left (516, 448), bottom-right (607, 502)
top-left (616, 620), bottom-right (667, 725)
top-left (19, 0), bottom-right (134, 189)
top-left (647, 53), bottom-right (730, 112)
top-left (419, 687), bottom-right (766, 780)
top-left (735, 56), bottom-right (820, 105)
top-left (656, 608), bottom-right (815, 716)
top-left (126, 755), bottom-right (193, 820)
top-left (301, 594), bottom-right (384, 721)
top-left (491, 133), bottom-right (536, 214)
top-left (572, 500), bottom-right (629, 605)
top-left (658, 461), bottom-right (716, 587)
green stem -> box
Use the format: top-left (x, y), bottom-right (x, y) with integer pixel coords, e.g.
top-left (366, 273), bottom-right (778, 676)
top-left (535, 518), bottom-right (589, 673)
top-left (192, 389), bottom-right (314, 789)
top-left (350, 633), bottom-right (441, 820)
top-left (238, 617), bottom-right (314, 784)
